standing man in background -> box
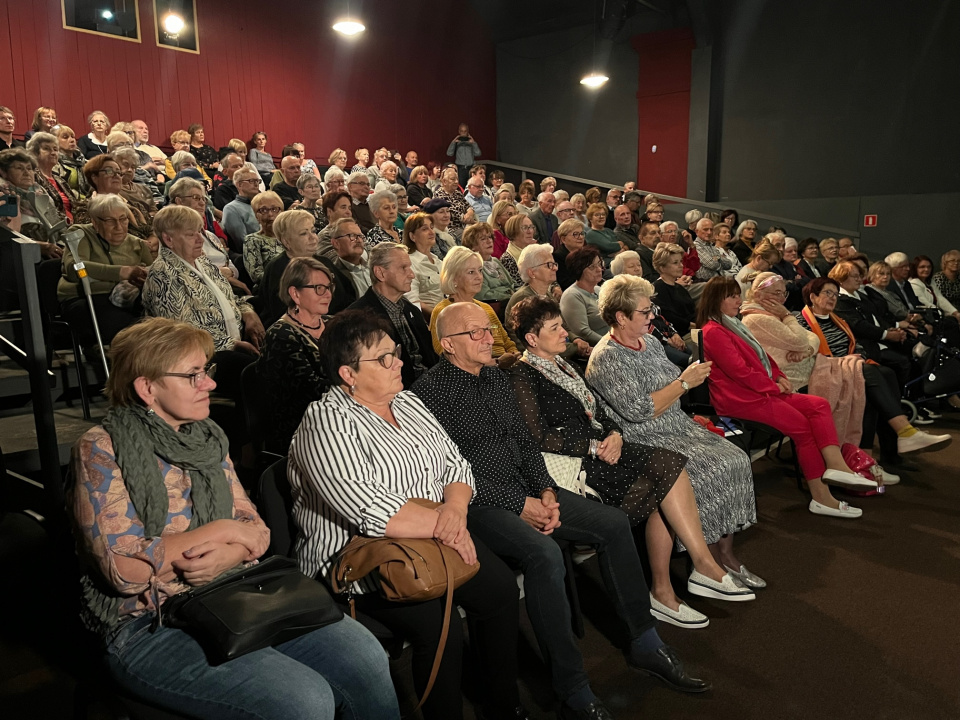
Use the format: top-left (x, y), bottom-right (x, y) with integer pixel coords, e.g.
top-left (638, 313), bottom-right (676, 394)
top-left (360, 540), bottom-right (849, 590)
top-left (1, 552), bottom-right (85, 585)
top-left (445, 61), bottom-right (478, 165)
top-left (447, 123), bottom-right (481, 188)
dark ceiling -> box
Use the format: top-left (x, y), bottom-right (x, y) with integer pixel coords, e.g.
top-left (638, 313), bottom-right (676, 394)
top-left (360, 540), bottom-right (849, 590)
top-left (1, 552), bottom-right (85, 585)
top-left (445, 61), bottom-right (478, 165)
top-left (468, 0), bottom-right (685, 44)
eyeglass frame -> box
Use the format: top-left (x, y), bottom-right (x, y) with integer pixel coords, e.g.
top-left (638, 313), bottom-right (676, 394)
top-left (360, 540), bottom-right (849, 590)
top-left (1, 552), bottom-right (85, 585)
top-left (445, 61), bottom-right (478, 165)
top-left (444, 326), bottom-right (494, 341)
top-left (161, 363), bottom-right (217, 388)
top-left (532, 261), bottom-right (559, 271)
top-left (634, 303), bottom-right (660, 318)
top-left (298, 280), bottom-right (335, 296)
top-left (356, 343), bottom-right (402, 369)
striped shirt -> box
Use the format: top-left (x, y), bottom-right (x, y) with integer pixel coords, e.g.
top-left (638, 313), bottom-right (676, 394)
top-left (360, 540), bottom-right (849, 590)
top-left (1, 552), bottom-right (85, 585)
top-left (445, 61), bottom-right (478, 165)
top-left (797, 313), bottom-right (853, 358)
top-left (288, 386), bottom-right (475, 590)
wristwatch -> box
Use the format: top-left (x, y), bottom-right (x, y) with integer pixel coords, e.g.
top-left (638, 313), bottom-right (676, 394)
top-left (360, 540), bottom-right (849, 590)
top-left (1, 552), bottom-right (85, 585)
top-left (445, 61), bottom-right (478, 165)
top-left (679, 380), bottom-right (690, 394)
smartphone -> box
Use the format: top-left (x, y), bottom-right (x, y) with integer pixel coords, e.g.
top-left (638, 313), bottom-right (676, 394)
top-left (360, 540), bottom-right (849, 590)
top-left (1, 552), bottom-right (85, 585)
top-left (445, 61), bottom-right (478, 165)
top-left (0, 194), bottom-right (19, 217)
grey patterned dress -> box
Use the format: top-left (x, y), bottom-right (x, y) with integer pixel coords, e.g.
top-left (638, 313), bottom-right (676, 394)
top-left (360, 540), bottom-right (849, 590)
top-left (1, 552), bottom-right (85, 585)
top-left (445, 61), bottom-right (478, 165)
top-left (585, 334), bottom-right (756, 548)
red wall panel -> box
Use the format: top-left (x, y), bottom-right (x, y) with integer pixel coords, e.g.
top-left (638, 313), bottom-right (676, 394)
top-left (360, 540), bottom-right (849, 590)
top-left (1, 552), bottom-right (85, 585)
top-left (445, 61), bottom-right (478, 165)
top-left (631, 28), bottom-right (695, 198)
top-left (0, 0), bottom-right (497, 167)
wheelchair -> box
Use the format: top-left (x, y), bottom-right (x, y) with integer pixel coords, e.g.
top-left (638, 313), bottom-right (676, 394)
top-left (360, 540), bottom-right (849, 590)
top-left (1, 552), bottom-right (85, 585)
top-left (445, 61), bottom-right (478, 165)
top-left (899, 306), bottom-right (960, 422)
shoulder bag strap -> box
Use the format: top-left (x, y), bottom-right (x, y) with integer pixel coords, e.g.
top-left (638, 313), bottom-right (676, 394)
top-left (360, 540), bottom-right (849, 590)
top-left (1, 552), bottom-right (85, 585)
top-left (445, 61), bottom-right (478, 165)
top-left (412, 539), bottom-right (455, 714)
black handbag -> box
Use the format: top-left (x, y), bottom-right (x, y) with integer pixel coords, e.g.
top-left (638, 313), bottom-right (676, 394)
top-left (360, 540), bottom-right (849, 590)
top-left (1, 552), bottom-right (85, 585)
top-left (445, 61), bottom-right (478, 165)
top-left (161, 556), bottom-right (343, 665)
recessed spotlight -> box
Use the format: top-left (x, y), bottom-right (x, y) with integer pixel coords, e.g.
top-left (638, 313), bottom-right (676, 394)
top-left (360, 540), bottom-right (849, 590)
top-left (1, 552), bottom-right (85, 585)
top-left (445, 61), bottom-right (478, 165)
top-left (101, 9), bottom-right (114, 20)
top-left (333, 19), bottom-right (365, 36)
top-left (580, 73), bottom-right (609, 88)
top-left (163, 13), bottom-right (185, 34)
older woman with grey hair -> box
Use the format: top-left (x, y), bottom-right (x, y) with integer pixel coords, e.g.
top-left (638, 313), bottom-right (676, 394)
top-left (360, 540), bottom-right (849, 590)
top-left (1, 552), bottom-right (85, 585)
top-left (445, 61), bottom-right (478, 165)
top-left (504, 243), bottom-right (560, 319)
top-left (0, 146), bottom-right (66, 254)
top-left (26, 131), bottom-right (79, 228)
top-left (296, 173), bottom-right (325, 231)
top-left (732, 219), bottom-right (759, 265)
top-left (585, 273), bottom-right (763, 592)
top-left (321, 165), bottom-right (345, 196)
top-left (611, 250), bottom-right (643, 278)
top-left (933, 249), bottom-right (960, 308)
top-left (113, 146), bottom-right (159, 224)
top-left (143, 204), bottom-right (265, 402)
top-left (364, 189), bottom-right (401, 248)
top-left (57, 194), bottom-right (153, 349)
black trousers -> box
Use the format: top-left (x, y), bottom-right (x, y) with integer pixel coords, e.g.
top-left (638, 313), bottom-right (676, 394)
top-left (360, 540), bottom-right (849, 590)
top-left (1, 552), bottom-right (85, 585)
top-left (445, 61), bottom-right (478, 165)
top-left (354, 536), bottom-right (520, 720)
top-left (860, 362), bottom-right (904, 459)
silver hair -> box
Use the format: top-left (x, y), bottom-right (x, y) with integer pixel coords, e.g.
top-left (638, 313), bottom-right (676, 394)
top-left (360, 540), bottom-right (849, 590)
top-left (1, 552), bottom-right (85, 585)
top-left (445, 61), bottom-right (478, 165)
top-left (111, 147), bottom-right (141, 166)
top-left (784, 237), bottom-right (798, 249)
top-left (554, 189), bottom-right (569, 202)
top-left (346, 170), bottom-right (369, 185)
top-left (659, 220), bottom-right (679, 232)
top-left (368, 189), bottom-right (397, 217)
top-left (324, 166), bottom-right (345, 184)
top-left (388, 183), bottom-right (405, 197)
top-left (168, 177), bottom-right (206, 201)
top-left (884, 251), bottom-right (909, 268)
top-left (171, 150), bottom-right (197, 172)
top-left (684, 209), bottom-right (703, 225)
top-left (518, 243), bottom-right (555, 280)
top-left (296, 173), bottom-right (321, 191)
top-left (86, 193), bottom-right (129, 220)
top-left (610, 250), bottom-right (640, 276)
top-left (380, 160), bottom-right (398, 172)
top-left (233, 165), bottom-right (259, 184)
top-left (537, 191), bottom-right (555, 202)
top-left (734, 219), bottom-right (758, 241)
top-left (25, 131), bottom-right (58, 154)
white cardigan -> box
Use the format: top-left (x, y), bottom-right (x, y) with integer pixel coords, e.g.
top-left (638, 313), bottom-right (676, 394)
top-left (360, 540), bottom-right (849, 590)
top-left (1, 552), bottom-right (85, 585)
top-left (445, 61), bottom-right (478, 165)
top-left (909, 278), bottom-right (958, 316)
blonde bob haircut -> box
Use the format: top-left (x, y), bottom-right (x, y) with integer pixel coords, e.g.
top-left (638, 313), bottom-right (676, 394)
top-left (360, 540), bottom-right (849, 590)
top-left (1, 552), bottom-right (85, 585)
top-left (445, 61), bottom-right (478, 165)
top-left (106, 317), bottom-right (213, 408)
top-left (557, 218), bottom-right (584, 238)
top-left (504, 213), bottom-right (528, 243)
top-left (488, 200), bottom-right (516, 229)
top-left (440, 246), bottom-right (482, 295)
top-left (154, 205), bottom-right (203, 243)
top-left (250, 190), bottom-right (284, 213)
top-left (273, 209), bottom-right (315, 244)
top-left (652, 242), bottom-right (684, 272)
top-left (598, 273), bottom-right (655, 327)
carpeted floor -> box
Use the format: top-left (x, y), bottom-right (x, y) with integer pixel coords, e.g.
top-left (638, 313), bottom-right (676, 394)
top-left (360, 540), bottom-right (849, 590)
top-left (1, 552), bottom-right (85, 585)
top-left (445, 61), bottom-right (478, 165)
top-left (2, 416), bottom-right (959, 719)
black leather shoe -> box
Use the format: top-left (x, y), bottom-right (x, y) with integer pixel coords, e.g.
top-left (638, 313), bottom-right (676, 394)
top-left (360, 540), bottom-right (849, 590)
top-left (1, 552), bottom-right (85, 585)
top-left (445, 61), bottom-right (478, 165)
top-left (557, 699), bottom-right (615, 719)
top-left (627, 645), bottom-right (712, 693)
top-left (476, 705), bottom-right (533, 720)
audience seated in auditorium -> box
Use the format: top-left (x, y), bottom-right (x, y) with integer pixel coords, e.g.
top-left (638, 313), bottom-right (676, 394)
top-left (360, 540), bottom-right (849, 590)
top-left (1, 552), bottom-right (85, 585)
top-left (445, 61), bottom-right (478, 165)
top-left (345, 171), bottom-right (375, 233)
top-left (429, 246), bottom-right (519, 363)
top-left (23, 106), bottom-right (57, 141)
top-left (529, 191), bottom-right (558, 244)
top-left (464, 175), bottom-right (493, 223)
top-left (911, 254), bottom-right (960, 321)
top-left (461, 222), bottom-right (516, 304)
top-left (348, 242), bottom-right (437, 388)
top-left (693, 217), bottom-right (731, 282)
top-left (27, 132), bottom-right (78, 226)
top-left (433, 166), bottom-right (470, 233)
top-left (373, 160), bottom-right (401, 193)
top-left (68, 316), bottom-right (398, 720)
top-left (243, 190), bottom-right (284, 287)
top-left (795, 237), bottom-right (822, 279)
top-left (864, 261), bottom-right (917, 324)
top-left (602, 187), bottom-right (622, 230)
top-left (509, 296), bottom-right (752, 629)
top-left (258, 257), bottom-right (333, 453)
top-left (316, 190), bottom-right (353, 258)
top-left (288, 310), bottom-right (522, 720)
top-left (570, 192), bottom-right (588, 226)
top-left (613, 204), bottom-right (639, 252)
top-left (350, 147), bottom-right (369, 174)
top-left (271, 155), bottom-right (301, 209)
top-left (735, 238), bottom-right (781, 295)
top-left (698, 276), bottom-right (881, 518)
top-left (414, 301), bottom-right (710, 719)
top-left (559, 246), bottom-right (607, 346)
top-left (164, 131), bottom-right (211, 186)
top-left (212, 153), bottom-right (244, 210)
top-left (585, 202), bottom-right (621, 263)
top-left (296, 173), bottom-right (325, 232)
top-left (633, 220), bottom-right (660, 280)
top-left (731, 219), bottom-right (759, 265)
top-left (488, 199), bottom-right (516, 258)
top-left (258, 209), bottom-right (320, 328)
top-left (516, 179), bottom-right (538, 215)
top-left (54, 125), bottom-right (91, 197)
top-left (421, 198), bottom-right (456, 258)
top-left (404, 212), bottom-right (443, 318)
top-left (112, 147), bottom-right (159, 232)
top-left (500, 213), bottom-right (538, 286)
top-left (815, 238), bottom-right (840, 277)
top-left (650, 244), bottom-right (697, 367)
top-left (586, 275), bottom-right (763, 587)
top-left (932, 250), bottom-right (960, 307)
top-left (406, 164), bottom-right (433, 208)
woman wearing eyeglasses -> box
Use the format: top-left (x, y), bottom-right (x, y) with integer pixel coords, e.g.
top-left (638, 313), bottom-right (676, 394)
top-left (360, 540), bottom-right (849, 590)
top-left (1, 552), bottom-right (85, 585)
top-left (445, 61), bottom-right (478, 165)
top-left (288, 310), bottom-right (525, 720)
top-left (585, 275), bottom-right (765, 597)
top-left (499, 213), bottom-right (538, 287)
top-left (243, 190), bottom-right (285, 287)
top-left (509, 296), bottom-right (751, 627)
top-left (143, 205), bottom-right (266, 406)
top-left (257, 210), bottom-right (321, 328)
top-left (560, 246), bottom-right (608, 346)
top-left (258, 257), bottom-right (335, 453)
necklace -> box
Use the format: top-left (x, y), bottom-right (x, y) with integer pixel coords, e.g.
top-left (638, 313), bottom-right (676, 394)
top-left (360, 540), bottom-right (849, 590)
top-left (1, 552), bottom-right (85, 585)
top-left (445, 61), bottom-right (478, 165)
top-left (286, 311), bottom-right (323, 331)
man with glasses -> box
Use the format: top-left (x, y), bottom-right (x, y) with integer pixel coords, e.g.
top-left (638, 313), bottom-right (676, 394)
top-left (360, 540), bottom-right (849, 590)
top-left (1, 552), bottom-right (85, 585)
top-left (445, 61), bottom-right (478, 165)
top-left (221, 167), bottom-right (261, 249)
top-left (346, 170), bottom-right (375, 233)
top-left (413, 302), bottom-right (709, 720)
top-left (318, 218), bottom-right (369, 314)
top-left (604, 187), bottom-right (623, 230)
top-left (273, 155), bottom-right (302, 209)
top-left (212, 153), bottom-right (244, 211)
top-left (464, 176), bottom-right (493, 223)
top-left (636, 220), bottom-right (660, 280)
top-left (529, 191), bottom-right (557, 246)
top-left (348, 242), bottom-right (437, 387)
top-left (815, 237), bottom-right (840, 277)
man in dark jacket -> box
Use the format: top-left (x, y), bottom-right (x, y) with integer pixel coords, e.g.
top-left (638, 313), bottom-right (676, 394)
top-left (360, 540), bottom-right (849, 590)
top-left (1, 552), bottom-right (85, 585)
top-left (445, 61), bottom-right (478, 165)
top-left (347, 242), bottom-right (437, 388)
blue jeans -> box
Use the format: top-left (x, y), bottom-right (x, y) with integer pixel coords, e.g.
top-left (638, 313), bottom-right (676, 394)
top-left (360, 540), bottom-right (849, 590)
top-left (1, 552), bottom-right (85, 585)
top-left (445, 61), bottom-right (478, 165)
top-left (468, 489), bottom-right (653, 703)
top-left (106, 614), bottom-right (400, 719)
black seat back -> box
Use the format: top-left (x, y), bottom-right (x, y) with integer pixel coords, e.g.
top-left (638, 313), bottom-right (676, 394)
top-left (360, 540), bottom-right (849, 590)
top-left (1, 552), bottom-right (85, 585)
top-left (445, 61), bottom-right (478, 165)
top-left (256, 457), bottom-right (297, 558)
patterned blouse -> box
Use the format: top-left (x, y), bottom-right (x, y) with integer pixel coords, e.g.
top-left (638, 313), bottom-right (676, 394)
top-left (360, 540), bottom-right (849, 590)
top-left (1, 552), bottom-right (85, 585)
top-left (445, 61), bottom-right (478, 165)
top-left (432, 188), bottom-right (470, 231)
top-left (243, 231), bottom-right (284, 286)
top-left (365, 224), bottom-right (401, 250)
top-left (933, 271), bottom-right (960, 307)
top-left (70, 426), bottom-right (262, 619)
top-left (142, 247), bottom-right (253, 351)
top-left (694, 238), bottom-right (733, 281)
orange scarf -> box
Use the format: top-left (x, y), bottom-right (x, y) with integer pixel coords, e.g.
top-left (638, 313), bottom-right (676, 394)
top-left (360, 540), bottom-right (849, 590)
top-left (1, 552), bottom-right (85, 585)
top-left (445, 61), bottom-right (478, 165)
top-left (801, 307), bottom-right (855, 357)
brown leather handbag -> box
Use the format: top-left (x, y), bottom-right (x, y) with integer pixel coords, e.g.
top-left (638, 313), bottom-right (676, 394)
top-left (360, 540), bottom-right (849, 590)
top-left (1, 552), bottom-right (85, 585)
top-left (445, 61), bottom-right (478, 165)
top-left (329, 499), bottom-right (480, 712)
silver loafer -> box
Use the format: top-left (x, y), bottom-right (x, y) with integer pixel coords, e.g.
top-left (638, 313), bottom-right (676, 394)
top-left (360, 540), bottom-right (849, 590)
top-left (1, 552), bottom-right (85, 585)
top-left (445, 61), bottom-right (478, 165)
top-left (723, 564), bottom-right (767, 589)
top-left (687, 570), bottom-right (755, 602)
top-left (649, 593), bottom-right (709, 629)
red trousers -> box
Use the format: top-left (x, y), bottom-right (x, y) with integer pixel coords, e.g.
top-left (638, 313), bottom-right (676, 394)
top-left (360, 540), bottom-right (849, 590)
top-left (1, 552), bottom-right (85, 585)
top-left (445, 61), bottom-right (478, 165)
top-left (731, 393), bottom-right (838, 480)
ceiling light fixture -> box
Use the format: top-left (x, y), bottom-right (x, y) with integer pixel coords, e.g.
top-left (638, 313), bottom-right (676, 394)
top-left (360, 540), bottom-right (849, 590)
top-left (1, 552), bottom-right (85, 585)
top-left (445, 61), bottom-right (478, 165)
top-left (580, 73), bottom-right (609, 88)
top-left (332, 19), bottom-right (365, 36)
top-left (101, 9), bottom-right (114, 21)
top-left (162, 13), bottom-right (185, 34)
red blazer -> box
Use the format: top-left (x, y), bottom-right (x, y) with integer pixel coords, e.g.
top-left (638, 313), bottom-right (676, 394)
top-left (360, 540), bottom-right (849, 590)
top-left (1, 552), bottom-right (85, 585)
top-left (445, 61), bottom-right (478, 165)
top-left (700, 320), bottom-right (786, 417)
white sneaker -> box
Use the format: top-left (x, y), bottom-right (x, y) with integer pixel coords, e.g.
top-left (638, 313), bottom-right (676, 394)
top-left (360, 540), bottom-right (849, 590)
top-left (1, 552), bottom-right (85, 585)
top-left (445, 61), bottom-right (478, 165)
top-left (898, 430), bottom-right (952, 454)
top-left (808, 499), bottom-right (863, 518)
top-left (687, 571), bottom-right (755, 602)
top-left (649, 594), bottom-right (710, 629)
top-left (822, 468), bottom-right (878, 489)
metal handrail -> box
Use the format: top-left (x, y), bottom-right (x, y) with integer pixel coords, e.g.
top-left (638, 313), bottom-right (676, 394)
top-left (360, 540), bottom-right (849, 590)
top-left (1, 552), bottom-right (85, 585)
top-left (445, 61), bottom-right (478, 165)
top-left (485, 159), bottom-right (860, 238)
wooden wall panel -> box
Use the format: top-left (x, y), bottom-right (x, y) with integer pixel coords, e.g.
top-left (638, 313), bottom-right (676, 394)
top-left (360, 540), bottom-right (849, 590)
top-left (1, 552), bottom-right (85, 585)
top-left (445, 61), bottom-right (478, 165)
top-left (0, 0), bottom-right (497, 166)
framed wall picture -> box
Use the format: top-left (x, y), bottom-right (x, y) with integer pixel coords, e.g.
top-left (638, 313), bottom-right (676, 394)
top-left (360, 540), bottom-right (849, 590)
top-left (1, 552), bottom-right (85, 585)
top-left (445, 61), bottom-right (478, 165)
top-left (154, 0), bottom-right (199, 54)
top-left (61, 0), bottom-right (142, 43)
